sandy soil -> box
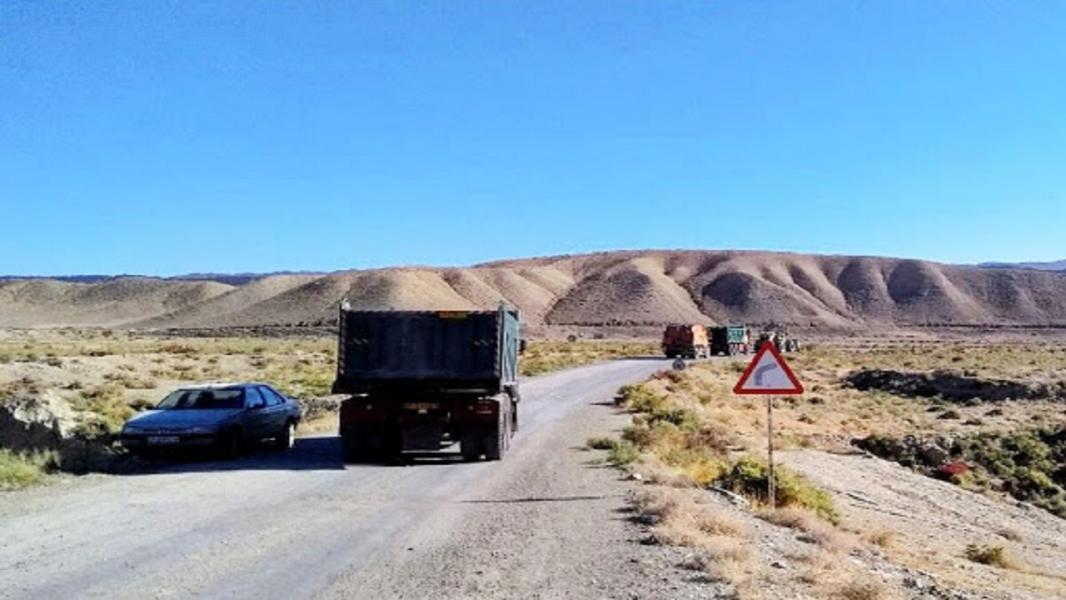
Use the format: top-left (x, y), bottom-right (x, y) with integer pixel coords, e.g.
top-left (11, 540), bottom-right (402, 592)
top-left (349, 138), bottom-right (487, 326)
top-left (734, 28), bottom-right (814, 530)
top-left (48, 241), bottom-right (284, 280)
top-left (783, 450), bottom-right (1066, 599)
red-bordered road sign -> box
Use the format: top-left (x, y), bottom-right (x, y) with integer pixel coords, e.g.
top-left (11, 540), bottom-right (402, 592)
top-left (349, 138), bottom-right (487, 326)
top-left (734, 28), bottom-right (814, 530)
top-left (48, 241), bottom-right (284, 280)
top-left (733, 341), bottom-right (804, 395)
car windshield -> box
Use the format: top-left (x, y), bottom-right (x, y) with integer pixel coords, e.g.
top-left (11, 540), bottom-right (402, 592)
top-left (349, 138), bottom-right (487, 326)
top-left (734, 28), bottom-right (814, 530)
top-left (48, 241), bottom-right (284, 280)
top-left (156, 388), bottom-right (244, 410)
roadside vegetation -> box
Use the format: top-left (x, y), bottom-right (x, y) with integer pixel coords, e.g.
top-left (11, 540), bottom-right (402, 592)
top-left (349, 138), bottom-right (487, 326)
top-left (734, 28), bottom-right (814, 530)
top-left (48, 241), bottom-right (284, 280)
top-left (520, 340), bottom-right (657, 376)
top-left (588, 339), bottom-right (1066, 597)
top-left (0, 449), bottom-right (57, 490)
top-left (860, 427), bottom-right (1066, 518)
top-left (0, 329), bottom-right (337, 480)
top-left (0, 331), bottom-right (658, 484)
top-left (604, 371), bottom-right (840, 522)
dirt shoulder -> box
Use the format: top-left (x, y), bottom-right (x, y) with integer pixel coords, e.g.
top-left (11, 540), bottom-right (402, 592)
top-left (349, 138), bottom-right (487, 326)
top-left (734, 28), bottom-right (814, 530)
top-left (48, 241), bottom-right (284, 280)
top-left (783, 449), bottom-right (1066, 599)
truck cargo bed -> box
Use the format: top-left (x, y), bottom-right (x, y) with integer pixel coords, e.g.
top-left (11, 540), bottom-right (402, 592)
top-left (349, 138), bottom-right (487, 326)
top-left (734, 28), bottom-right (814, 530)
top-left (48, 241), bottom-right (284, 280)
top-left (332, 307), bottom-right (520, 395)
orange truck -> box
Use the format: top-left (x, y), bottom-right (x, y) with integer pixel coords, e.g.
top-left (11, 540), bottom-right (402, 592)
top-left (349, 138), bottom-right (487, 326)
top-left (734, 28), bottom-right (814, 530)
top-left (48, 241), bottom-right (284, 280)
top-left (661, 324), bottom-right (710, 359)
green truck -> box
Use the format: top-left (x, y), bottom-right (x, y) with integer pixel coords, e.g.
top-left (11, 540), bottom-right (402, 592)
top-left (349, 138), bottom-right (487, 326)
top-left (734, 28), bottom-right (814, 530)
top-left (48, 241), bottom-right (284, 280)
top-left (709, 325), bottom-right (751, 356)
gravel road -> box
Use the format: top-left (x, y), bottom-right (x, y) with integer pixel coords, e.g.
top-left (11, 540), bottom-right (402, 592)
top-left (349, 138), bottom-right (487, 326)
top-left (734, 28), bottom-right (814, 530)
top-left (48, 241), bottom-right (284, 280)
top-left (0, 359), bottom-right (715, 599)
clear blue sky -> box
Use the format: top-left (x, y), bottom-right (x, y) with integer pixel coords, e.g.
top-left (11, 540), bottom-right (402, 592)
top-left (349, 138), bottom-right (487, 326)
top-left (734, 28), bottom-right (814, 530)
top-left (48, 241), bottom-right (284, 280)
top-left (2, 2), bottom-right (1064, 276)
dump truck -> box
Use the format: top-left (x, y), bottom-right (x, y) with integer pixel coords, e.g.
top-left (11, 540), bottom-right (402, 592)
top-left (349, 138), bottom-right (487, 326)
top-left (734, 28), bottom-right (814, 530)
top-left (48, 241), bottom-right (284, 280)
top-left (332, 303), bottom-right (521, 462)
top-left (709, 325), bottom-right (751, 356)
top-left (661, 324), bottom-right (709, 359)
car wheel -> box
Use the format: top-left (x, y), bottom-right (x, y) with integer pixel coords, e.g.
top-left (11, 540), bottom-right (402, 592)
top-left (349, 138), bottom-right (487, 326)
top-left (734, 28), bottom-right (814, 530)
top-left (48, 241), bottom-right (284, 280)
top-left (275, 421), bottom-right (295, 450)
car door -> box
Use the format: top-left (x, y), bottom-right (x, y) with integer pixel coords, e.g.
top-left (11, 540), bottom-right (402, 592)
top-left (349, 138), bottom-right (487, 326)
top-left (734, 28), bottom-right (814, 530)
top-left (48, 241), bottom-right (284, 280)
top-left (258, 385), bottom-right (288, 435)
top-left (243, 386), bottom-right (272, 439)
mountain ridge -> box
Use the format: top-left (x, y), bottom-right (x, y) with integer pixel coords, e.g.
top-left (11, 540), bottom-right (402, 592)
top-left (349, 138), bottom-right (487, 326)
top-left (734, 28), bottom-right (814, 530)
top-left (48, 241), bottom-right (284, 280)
top-left (2, 250), bottom-right (1065, 330)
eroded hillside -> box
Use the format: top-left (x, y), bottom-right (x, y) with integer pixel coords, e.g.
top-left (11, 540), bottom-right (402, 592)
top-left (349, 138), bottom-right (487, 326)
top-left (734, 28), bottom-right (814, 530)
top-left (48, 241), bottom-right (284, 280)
top-left (2, 250), bottom-right (1066, 330)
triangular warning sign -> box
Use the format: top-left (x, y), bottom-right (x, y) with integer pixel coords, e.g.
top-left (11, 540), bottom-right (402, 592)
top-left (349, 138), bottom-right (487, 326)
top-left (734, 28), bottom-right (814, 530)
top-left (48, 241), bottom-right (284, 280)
top-left (733, 341), bottom-right (804, 395)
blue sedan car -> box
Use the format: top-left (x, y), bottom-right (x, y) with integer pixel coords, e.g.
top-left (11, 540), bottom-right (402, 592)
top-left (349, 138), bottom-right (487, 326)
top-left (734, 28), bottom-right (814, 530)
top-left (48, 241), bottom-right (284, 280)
top-left (120, 383), bottom-right (302, 458)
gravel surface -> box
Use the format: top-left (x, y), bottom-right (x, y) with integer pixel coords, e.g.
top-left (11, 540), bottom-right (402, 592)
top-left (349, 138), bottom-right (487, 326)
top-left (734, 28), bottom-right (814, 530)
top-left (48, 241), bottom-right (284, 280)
top-left (0, 359), bottom-right (719, 599)
top-left (783, 450), bottom-right (1066, 599)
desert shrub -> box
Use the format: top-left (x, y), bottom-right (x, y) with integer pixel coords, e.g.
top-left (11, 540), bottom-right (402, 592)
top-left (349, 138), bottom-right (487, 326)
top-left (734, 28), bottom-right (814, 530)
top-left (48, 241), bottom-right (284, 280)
top-left (835, 580), bottom-right (887, 600)
top-left (648, 406), bottom-right (700, 429)
top-left (159, 343), bottom-right (199, 356)
top-left (863, 427), bottom-right (1066, 518)
top-left (273, 368), bottom-right (333, 397)
top-left (70, 385), bottom-right (134, 437)
top-left (607, 440), bottom-right (639, 466)
top-left (618, 383), bottom-right (669, 414)
top-left (586, 436), bottom-right (616, 450)
top-left (128, 397), bottom-right (156, 411)
top-left (0, 449), bottom-right (57, 490)
top-left (964, 543), bottom-right (1017, 569)
top-left (715, 456), bottom-right (840, 524)
top-left (585, 436), bottom-right (639, 466)
top-left (103, 372), bottom-right (156, 390)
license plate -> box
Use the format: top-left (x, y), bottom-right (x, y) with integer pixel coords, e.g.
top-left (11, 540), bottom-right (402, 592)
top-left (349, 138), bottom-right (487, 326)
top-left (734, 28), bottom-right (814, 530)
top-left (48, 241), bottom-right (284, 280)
top-left (147, 436), bottom-right (180, 445)
top-left (404, 403), bottom-right (440, 412)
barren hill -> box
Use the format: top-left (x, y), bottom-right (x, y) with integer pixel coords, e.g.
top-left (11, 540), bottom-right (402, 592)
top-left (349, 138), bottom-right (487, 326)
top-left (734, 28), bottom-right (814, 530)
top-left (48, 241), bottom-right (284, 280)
top-left (2, 250), bottom-right (1066, 330)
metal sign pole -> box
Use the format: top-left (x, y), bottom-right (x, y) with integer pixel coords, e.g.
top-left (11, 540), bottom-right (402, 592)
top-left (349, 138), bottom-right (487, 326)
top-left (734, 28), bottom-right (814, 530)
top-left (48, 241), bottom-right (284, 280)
top-left (767, 395), bottom-right (776, 508)
top-left (733, 342), bottom-right (803, 511)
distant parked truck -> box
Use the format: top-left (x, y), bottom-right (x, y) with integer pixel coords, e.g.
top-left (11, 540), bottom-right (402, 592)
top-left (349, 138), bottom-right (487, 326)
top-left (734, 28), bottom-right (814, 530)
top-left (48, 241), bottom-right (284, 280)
top-left (755, 330), bottom-right (800, 353)
top-left (332, 304), bottom-right (521, 462)
top-left (709, 325), bottom-right (751, 356)
top-left (661, 324), bottom-right (709, 359)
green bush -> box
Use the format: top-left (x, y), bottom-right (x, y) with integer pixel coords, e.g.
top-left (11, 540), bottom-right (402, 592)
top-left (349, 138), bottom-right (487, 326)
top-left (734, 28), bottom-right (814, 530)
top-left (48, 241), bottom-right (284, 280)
top-left (586, 436), bottom-right (616, 450)
top-left (715, 456), bottom-right (840, 524)
top-left (70, 385), bottom-right (134, 437)
top-left (607, 440), bottom-right (639, 466)
top-left (618, 383), bottom-right (668, 414)
top-left (0, 449), bottom-right (56, 490)
top-left (864, 427), bottom-right (1066, 519)
top-left (585, 436), bottom-right (639, 466)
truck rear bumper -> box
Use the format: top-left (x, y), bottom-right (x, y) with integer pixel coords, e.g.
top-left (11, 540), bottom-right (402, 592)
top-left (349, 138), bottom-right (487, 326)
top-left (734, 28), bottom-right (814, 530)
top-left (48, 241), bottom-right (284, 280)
top-left (340, 395), bottom-right (508, 455)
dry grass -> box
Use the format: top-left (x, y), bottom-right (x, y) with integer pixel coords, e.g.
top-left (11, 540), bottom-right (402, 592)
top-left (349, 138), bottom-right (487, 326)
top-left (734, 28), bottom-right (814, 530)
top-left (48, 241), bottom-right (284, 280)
top-left (834, 579), bottom-right (890, 600)
top-left (0, 330), bottom-right (337, 445)
top-left (612, 341), bottom-right (1066, 598)
top-left (758, 506), bottom-right (851, 552)
top-left (0, 449), bottom-right (56, 490)
top-left (864, 528), bottom-right (896, 549)
top-left (648, 344), bottom-right (1066, 452)
top-left (520, 340), bottom-right (657, 376)
top-left (964, 543), bottom-right (1022, 570)
top-left (636, 488), bottom-right (755, 588)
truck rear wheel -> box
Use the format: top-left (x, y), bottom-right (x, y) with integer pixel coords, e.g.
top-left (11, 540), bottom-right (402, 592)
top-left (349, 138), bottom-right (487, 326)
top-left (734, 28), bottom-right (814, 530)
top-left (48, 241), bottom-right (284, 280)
top-left (460, 435), bottom-right (482, 461)
top-left (484, 398), bottom-right (510, 461)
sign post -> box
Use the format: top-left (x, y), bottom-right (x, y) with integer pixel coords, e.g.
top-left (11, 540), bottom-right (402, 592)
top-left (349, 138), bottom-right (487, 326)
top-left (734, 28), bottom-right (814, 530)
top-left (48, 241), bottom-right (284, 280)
top-left (766, 396), bottom-right (775, 506)
top-left (733, 341), bottom-right (804, 508)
